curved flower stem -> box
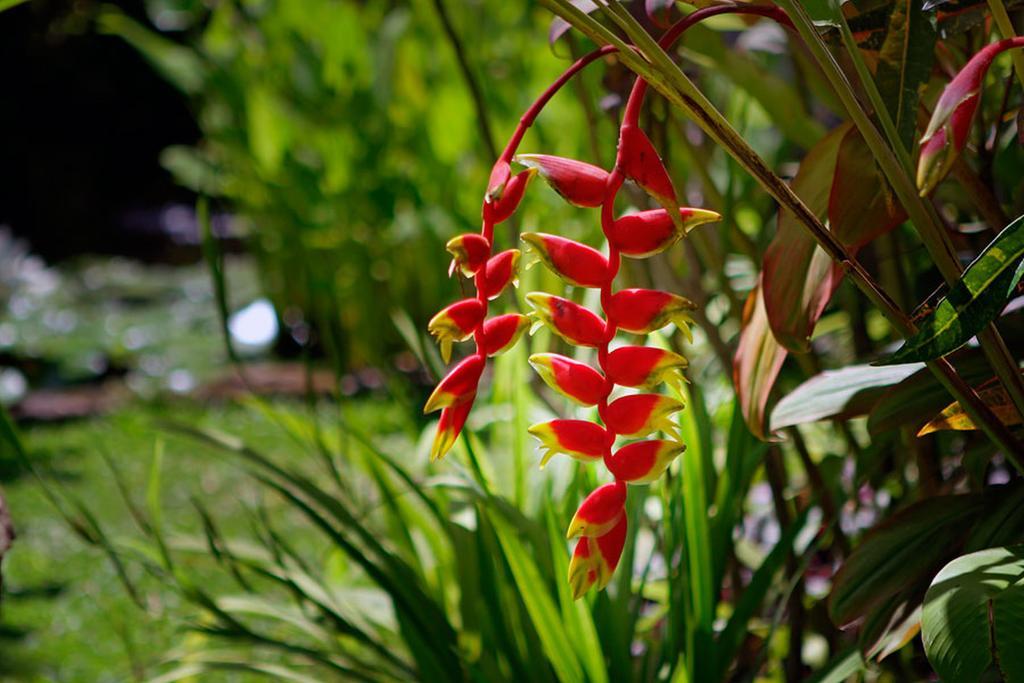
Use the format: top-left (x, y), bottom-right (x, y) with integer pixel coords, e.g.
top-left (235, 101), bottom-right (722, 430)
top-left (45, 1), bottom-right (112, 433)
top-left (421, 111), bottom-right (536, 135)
top-left (540, 0), bottom-right (1024, 458)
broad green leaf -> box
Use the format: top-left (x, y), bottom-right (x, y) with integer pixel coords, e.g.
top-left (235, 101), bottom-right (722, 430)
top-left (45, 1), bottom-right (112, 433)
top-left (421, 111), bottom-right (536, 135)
top-left (922, 545), bottom-right (1024, 683)
top-left (880, 214), bottom-right (1024, 364)
top-left (734, 280), bottom-right (788, 440)
top-left (770, 362), bottom-right (922, 431)
top-left (830, 494), bottom-right (985, 626)
top-left (875, 0), bottom-right (937, 149)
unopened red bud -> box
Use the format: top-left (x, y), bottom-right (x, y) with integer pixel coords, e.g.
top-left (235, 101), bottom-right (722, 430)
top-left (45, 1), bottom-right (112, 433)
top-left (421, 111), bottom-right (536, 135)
top-left (479, 249), bottom-right (520, 300)
top-left (486, 160), bottom-right (512, 203)
top-left (606, 346), bottom-right (688, 392)
top-left (606, 288), bottom-right (696, 336)
top-left (567, 514), bottom-right (627, 599)
top-left (428, 299), bottom-right (486, 363)
top-left (423, 355), bottom-right (484, 414)
top-left (528, 353), bottom-right (607, 406)
top-left (486, 168), bottom-right (536, 224)
top-left (514, 154), bottom-right (609, 208)
top-left (609, 207), bottom-right (720, 257)
top-left (527, 419), bottom-right (608, 467)
top-left (526, 292), bottom-right (607, 348)
top-left (521, 233), bottom-right (609, 288)
top-left (606, 439), bottom-right (685, 483)
top-left (446, 233), bottom-right (491, 277)
top-left (480, 314), bottom-right (530, 357)
top-left (430, 398), bottom-right (474, 462)
top-left (604, 393), bottom-right (684, 439)
top-left (567, 482), bottom-right (627, 538)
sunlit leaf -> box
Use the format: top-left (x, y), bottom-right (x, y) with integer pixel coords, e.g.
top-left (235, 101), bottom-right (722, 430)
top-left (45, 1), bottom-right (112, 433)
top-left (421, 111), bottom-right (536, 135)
top-left (918, 376), bottom-right (1024, 435)
top-left (733, 280), bottom-right (788, 440)
top-left (879, 214), bottom-right (1024, 364)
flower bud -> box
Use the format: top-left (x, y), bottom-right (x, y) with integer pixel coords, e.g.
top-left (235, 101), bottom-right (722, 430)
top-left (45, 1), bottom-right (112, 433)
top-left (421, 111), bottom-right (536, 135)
top-left (446, 233), bottom-right (491, 277)
top-left (430, 398), bottom-right (474, 462)
top-left (605, 346), bottom-right (688, 392)
top-left (480, 314), bottom-right (530, 357)
top-left (606, 439), bottom-right (685, 484)
top-left (521, 233), bottom-right (609, 288)
top-left (428, 299), bottom-right (486, 363)
top-left (486, 160), bottom-right (512, 203)
top-left (618, 124), bottom-right (678, 216)
top-left (568, 514), bottom-right (627, 599)
top-left (606, 288), bottom-right (696, 337)
top-left (528, 353), bottom-right (607, 406)
top-left (603, 393), bottom-right (684, 439)
top-left (526, 292), bottom-right (607, 348)
top-left (527, 419), bottom-right (608, 467)
top-left (479, 249), bottom-right (520, 300)
top-left (423, 355), bottom-right (484, 414)
top-left (514, 154), bottom-right (609, 208)
top-left (609, 208), bottom-right (721, 258)
top-left (916, 41), bottom-right (1010, 195)
top-left (486, 168), bottom-right (536, 224)
top-left (567, 482), bottom-right (627, 538)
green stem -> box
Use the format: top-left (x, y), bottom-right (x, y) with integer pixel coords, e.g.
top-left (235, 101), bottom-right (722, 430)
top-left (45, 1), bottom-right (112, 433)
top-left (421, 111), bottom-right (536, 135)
top-left (987, 0), bottom-right (1024, 90)
top-left (541, 0), bottom-right (1024, 458)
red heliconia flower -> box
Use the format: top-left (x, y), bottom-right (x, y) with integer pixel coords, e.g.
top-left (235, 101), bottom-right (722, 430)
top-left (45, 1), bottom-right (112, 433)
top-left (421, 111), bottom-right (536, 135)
top-left (606, 288), bottom-right (696, 337)
top-left (514, 154), bottom-right (610, 208)
top-left (487, 168), bottom-right (536, 224)
top-left (423, 355), bottom-right (485, 414)
top-left (617, 123), bottom-right (688, 235)
top-left (605, 346), bottom-right (688, 392)
top-left (446, 233), bottom-right (491, 277)
top-left (527, 419), bottom-right (609, 467)
top-left (603, 393), bottom-right (684, 439)
top-left (479, 249), bottom-right (521, 300)
top-left (568, 514), bottom-right (627, 599)
top-left (430, 398), bottom-right (474, 462)
top-left (521, 233), bottom-right (609, 288)
top-left (917, 40), bottom-right (1023, 195)
top-left (529, 353), bottom-right (607, 406)
top-left (608, 207), bottom-right (720, 258)
top-left (486, 159), bottom-right (512, 203)
top-left (606, 439), bottom-right (685, 484)
top-left (480, 314), bottom-right (530, 357)
top-left (428, 299), bottom-right (486, 363)
top-left (567, 481), bottom-right (627, 538)
top-left (526, 293), bottom-right (607, 348)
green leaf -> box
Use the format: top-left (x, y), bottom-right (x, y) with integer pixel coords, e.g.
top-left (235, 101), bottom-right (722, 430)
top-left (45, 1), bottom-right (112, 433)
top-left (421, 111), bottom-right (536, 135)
top-left (922, 545), bottom-right (1024, 683)
top-left (880, 214), bottom-right (1024, 364)
top-left (829, 494), bottom-right (986, 626)
top-left (770, 362), bottom-right (922, 431)
top-left (875, 0), bottom-right (937, 149)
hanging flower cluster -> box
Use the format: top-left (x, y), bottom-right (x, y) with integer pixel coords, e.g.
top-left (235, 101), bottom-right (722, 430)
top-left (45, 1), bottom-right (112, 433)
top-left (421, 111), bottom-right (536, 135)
top-left (422, 10), bottom-right (750, 600)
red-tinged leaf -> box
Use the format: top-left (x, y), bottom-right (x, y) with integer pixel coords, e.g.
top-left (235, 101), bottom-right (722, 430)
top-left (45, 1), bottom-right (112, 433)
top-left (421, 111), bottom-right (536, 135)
top-left (446, 233), bottom-right (491, 277)
top-left (762, 124), bottom-right (847, 353)
top-left (567, 482), bottom-right (627, 538)
top-left (480, 314), bottom-right (530, 357)
top-left (733, 280), bottom-right (788, 441)
top-left (645, 0), bottom-right (676, 28)
top-left (521, 232), bottom-right (609, 288)
top-left (606, 288), bottom-right (696, 336)
top-left (829, 126), bottom-right (906, 247)
top-left (603, 393), bottom-right (684, 439)
top-left (528, 353), bottom-right (607, 406)
top-left (487, 168), bottom-right (536, 224)
top-left (526, 292), bottom-right (607, 348)
top-left (514, 154), bottom-right (609, 208)
top-left (527, 419), bottom-right (608, 467)
top-left (478, 249), bottom-right (520, 300)
top-left (617, 125), bottom-right (683, 234)
top-left (423, 355), bottom-right (484, 414)
top-left (918, 376), bottom-right (1023, 436)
